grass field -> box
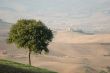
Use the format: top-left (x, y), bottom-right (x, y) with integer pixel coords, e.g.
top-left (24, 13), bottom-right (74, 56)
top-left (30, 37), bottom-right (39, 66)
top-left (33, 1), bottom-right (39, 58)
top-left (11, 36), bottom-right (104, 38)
top-left (0, 59), bottom-right (57, 73)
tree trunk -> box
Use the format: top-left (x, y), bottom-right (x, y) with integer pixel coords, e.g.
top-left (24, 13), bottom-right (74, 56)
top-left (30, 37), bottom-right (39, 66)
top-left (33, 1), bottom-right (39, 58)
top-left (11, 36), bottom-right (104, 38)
top-left (29, 49), bottom-right (31, 66)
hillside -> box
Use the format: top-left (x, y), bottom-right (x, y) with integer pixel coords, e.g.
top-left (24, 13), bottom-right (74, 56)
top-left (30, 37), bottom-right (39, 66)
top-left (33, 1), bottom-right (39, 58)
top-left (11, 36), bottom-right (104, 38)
top-left (53, 31), bottom-right (110, 44)
top-left (0, 31), bottom-right (110, 73)
top-left (0, 59), bottom-right (57, 73)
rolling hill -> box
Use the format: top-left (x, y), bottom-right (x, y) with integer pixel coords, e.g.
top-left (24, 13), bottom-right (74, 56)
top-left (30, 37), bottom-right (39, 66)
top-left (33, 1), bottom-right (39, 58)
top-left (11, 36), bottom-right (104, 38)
top-left (0, 31), bottom-right (110, 73)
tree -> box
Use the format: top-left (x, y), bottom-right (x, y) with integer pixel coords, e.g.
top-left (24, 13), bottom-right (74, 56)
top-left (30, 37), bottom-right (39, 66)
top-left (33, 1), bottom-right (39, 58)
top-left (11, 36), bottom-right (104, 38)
top-left (7, 19), bottom-right (53, 65)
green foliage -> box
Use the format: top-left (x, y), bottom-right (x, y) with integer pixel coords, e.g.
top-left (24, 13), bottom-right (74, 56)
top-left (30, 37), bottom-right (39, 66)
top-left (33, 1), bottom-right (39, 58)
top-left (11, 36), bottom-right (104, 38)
top-left (0, 59), bottom-right (57, 73)
top-left (7, 19), bottom-right (53, 54)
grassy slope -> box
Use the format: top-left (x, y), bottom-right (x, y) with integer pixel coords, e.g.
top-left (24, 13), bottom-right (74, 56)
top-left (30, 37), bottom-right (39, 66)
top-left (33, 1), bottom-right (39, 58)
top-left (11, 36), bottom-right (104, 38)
top-left (0, 59), bottom-right (57, 73)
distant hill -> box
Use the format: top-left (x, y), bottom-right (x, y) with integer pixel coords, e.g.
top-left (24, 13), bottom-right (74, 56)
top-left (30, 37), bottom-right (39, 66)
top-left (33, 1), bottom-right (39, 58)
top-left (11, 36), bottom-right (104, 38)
top-left (70, 28), bottom-right (95, 35)
top-left (0, 19), bottom-right (11, 37)
top-left (53, 31), bottom-right (110, 44)
top-left (0, 19), bottom-right (11, 29)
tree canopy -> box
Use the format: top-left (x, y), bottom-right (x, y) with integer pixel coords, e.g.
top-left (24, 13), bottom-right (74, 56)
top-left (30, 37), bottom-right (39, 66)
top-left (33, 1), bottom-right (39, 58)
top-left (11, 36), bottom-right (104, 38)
top-left (7, 19), bottom-right (53, 65)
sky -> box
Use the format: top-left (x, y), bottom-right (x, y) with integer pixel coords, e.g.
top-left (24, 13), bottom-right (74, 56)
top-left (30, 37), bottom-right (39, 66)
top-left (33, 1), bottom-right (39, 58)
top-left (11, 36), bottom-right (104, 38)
top-left (0, 0), bottom-right (110, 33)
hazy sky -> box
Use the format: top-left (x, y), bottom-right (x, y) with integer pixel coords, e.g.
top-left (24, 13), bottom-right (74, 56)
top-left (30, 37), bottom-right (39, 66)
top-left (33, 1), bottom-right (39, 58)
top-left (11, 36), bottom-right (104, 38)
top-left (0, 0), bottom-right (110, 33)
